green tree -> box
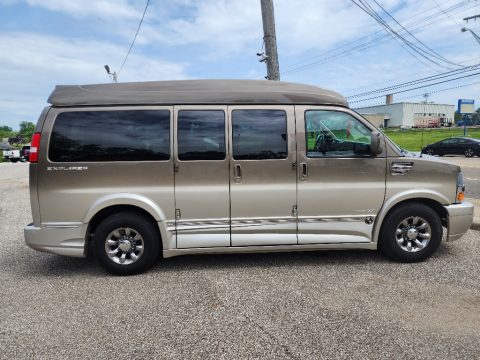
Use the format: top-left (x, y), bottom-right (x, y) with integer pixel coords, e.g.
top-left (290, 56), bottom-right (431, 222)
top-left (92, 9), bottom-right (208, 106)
top-left (473, 108), bottom-right (480, 125)
top-left (18, 121), bottom-right (35, 141)
top-left (0, 125), bottom-right (14, 141)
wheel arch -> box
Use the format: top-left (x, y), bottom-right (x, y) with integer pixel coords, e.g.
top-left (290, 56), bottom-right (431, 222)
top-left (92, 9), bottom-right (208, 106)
top-left (373, 191), bottom-right (449, 243)
top-left (83, 194), bottom-right (167, 255)
top-left (83, 193), bottom-right (166, 223)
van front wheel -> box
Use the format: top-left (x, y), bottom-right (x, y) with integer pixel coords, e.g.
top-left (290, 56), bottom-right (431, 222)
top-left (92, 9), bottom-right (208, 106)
top-left (379, 203), bottom-right (442, 262)
top-left (93, 212), bottom-right (160, 275)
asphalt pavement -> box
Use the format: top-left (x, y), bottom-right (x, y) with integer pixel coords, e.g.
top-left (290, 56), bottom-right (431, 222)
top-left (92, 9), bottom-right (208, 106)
top-left (0, 160), bottom-right (479, 360)
top-left (437, 156), bottom-right (480, 198)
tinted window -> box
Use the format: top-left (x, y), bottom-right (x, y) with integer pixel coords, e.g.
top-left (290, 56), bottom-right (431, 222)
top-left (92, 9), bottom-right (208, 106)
top-left (49, 110), bottom-right (170, 162)
top-left (305, 110), bottom-right (371, 158)
top-left (177, 110), bottom-right (225, 161)
top-left (232, 110), bottom-right (287, 160)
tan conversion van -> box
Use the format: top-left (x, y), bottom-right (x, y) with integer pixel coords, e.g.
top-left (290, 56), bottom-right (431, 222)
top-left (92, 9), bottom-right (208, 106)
top-left (25, 80), bottom-right (474, 275)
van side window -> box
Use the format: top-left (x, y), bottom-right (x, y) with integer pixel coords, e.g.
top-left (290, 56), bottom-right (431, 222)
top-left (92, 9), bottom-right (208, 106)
top-left (177, 110), bottom-right (226, 161)
top-left (49, 110), bottom-right (170, 162)
top-left (305, 110), bottom-right (371, 158)
top-left (232, 110), bottom-right (287, 160)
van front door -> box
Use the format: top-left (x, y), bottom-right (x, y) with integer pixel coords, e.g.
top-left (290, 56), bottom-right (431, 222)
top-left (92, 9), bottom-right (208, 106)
top-left (295, 106), bottom-right (387, 244)
top-left (229, 106), bottom-right (297, 246)
top-left (174, 106), bottom-right (230, 248)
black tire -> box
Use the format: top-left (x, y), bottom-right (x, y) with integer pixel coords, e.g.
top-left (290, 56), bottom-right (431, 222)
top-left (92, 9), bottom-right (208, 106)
top-left (10, 159), bottom-right (18, 163)
top-left (93, 212), bottom-right (160, 275)
top-left (424, 148), bottom-right (435, 156)
top-left (464, 148), bottom-right (474, 157)
top-left (379, 203), bottom-right (442, 263)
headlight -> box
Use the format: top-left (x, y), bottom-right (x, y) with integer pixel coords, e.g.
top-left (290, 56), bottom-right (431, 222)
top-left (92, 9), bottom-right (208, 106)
top-left (456, 171), bottom-right (465, 203)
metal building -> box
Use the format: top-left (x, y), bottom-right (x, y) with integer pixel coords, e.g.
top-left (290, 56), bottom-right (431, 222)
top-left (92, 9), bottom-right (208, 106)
top-left (356, 102), bottom-right (455, 128)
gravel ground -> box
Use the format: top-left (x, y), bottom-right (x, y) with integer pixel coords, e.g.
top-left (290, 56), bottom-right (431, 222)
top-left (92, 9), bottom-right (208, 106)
top-left (0, 161), bottom-right (479, 360)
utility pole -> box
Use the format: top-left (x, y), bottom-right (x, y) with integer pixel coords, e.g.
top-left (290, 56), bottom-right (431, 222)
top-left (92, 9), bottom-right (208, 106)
top-left (460, 11), bottom-right (480, 135)
top-left (423, 92), bottom-right (430, 103)
top-left (260, 0), bottom-right (280, 80)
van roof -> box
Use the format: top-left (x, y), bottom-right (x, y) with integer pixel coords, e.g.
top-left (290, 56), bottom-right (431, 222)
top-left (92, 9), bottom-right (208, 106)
top-left (47, 80), bottom-right (348, 107)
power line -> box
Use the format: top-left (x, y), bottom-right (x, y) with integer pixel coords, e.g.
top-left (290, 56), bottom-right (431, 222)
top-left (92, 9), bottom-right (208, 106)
top-left (430, 0), bottom-right (463, 26)
top-left (347, 64), bottom-right (480, 98)
top-left (351, 0), bottom-right (459, 69)
top-left (349, 71), bottom-right (480, 103)
top-left (345, 53), bottom-right (480, 94)
top-left (282, 0), bottom-right (472, 76)
top-left (396, 80), bottom-right (480, 101)
top-left (283, 0), bottom-right (466, 72)
top-left (355, 79), bottom-right (480, 107)
top-left (346, 68), bottom-right (436, 93)
top-left (370, 0), bottom-right (461, 67)
top-left (118, 0), bottom-right (150, 75)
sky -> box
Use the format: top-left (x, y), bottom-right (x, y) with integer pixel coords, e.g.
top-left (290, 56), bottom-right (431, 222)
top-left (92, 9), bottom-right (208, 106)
top-left (1, 0), bottom-right (480, 130)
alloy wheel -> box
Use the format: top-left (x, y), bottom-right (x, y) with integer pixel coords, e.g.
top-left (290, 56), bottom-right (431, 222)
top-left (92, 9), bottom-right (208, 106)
top-left (395, 216), bottom-right (431, 253)
top-left (465, 148), bottom-right (474, 157)
top-left (104, 227), bottom-right (144, 265)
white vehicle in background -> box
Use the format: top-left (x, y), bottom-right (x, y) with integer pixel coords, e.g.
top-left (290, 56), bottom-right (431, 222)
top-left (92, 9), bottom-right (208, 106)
top-left (2, 149), bottom-right (21, 162)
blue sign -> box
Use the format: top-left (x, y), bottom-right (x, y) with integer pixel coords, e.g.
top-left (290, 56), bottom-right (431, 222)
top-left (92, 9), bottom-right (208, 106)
top-left (458, 99), bottom-right (475, 114)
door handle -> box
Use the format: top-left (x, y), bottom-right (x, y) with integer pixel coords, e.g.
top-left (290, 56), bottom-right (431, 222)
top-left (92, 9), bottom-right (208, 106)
top-left (300, 162), bottom-right (308, 180)
top-left (234, 164), bottom-right (242, 182)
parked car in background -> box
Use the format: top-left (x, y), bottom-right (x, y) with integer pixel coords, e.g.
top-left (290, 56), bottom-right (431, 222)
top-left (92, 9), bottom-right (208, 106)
top-left (2, 149), bottom-right (21, 162)
top-left (421, 137), bottom-right (480, 157)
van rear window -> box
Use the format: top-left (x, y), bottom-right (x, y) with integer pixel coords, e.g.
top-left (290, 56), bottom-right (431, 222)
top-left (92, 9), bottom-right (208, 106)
top-left (49, 110), bottom-right (170, 162)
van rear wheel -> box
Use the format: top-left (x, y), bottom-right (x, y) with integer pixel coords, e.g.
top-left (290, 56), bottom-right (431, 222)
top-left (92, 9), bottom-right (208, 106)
top-left (93, 212), bottom-right (160, 275)
top-left (379, 203), bottom-right (442, 262)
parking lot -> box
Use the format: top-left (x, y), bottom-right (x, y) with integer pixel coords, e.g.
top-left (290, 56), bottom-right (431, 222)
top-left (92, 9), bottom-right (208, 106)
top-left (0, 159), bottom-right (479, 359)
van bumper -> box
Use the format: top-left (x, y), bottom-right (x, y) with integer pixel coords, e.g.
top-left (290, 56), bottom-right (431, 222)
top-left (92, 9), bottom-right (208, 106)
top-left (445, 202), bottom-right (474, 241)
top-left (24, 223), bottom-right (87, 257)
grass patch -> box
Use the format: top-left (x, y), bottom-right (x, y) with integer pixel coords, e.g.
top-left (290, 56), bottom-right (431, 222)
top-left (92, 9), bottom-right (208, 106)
top-left (382, 128), bottom-right (480, 151)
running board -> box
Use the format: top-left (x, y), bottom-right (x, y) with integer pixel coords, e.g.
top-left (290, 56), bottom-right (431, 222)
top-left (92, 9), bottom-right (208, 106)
top-left (163, 242), bottom-right (377, 258)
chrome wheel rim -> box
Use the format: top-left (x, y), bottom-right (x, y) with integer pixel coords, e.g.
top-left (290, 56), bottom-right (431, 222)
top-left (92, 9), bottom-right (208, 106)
top-left (465, 149), bottom-right (474, 157)
top-left (395, 216), bottom-right (431, 253)
top-left (426, 149), bottom-right (434, 155)
top-left (104, 227), bottom-right (144, 265)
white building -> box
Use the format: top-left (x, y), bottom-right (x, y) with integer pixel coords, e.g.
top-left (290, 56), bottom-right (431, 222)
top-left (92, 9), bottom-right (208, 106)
top-left (356, 102), bottom-right (455, 128)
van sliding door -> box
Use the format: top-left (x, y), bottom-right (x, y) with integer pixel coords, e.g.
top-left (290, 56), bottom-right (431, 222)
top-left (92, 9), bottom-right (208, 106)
top-left (228, 105), bottom-right (297, 246)
top-left (173, 106), bottom-right (230, 248)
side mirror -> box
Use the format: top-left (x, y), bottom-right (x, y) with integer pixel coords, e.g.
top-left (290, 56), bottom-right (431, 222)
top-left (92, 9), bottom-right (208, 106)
top-left (371, 131), bottom-right (384, 156)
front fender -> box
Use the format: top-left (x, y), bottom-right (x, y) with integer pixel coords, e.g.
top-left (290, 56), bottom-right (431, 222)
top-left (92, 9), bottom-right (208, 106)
top-left (372, 189), bottom-right (450, 243)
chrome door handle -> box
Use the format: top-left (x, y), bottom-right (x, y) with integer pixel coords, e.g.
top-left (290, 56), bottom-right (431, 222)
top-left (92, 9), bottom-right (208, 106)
top-left (234, 164), bottom-right (242, 182)
top-left (300, 162), bottom-right (308, 180)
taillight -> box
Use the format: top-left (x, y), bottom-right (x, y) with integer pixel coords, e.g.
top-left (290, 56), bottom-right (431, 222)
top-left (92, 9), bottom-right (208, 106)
top-left (29, 132), bottom-right (41, 163)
